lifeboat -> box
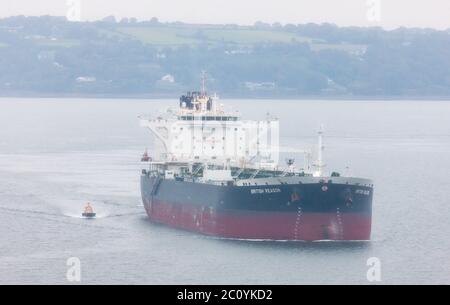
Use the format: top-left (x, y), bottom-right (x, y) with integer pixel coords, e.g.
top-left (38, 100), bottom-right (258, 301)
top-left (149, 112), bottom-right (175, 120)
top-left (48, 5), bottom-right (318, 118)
top-left (82, 202), bottom-right (96, 218)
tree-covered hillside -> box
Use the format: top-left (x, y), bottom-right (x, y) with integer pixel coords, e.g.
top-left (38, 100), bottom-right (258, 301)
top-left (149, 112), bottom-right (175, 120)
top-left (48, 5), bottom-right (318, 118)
top-left (0, 16), bottom-right (449, 98)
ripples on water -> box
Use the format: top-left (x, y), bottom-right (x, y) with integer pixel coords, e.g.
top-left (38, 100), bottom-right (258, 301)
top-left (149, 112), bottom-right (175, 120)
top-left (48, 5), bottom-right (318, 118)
top-left (0, 98), bottom-right (449, 284)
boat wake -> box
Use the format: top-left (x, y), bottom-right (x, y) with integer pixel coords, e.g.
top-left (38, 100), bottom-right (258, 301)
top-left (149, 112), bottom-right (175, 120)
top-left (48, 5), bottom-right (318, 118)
top-left (63, 212), bottom-right (108, 219)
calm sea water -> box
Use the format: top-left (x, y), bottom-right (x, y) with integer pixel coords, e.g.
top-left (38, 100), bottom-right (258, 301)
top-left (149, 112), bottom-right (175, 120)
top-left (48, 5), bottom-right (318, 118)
top-left (0, 98), bottom-right (449, 284)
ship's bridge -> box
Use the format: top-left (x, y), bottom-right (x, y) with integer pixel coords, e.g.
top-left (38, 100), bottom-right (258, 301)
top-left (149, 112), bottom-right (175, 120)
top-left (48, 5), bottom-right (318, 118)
top-left (177, 90), bottom-right (241, 122)
top-left (177, 115), bottom-right (239, 122)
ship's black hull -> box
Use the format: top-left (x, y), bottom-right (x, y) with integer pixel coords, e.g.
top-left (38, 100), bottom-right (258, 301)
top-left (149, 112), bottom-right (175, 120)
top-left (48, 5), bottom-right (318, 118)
top-left (141, 175), bottom-right (373, 241)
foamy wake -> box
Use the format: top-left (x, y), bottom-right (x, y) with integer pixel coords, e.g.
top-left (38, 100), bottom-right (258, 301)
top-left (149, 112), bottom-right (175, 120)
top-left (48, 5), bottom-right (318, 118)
top-left (63, 212), bottom-right (108, 219)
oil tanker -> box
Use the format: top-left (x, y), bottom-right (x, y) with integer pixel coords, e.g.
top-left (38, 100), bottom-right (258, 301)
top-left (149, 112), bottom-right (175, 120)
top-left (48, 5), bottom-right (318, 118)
top-left (139, 77), bottom-right (373, 241)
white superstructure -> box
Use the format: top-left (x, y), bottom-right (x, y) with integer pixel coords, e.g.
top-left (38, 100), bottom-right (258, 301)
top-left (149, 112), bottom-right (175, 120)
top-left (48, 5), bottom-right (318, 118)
top-left (140, 92), bottom-right (280, 169)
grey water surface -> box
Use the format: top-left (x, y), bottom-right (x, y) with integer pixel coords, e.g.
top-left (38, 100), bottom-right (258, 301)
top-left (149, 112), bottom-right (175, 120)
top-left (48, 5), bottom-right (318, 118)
top-left (0, 98), bottom-right (449, 284)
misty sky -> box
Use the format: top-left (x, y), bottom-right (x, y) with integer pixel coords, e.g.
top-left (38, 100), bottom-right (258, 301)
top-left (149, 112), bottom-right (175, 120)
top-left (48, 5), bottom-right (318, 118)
top-left (1, 0), bottom-right (450, 30)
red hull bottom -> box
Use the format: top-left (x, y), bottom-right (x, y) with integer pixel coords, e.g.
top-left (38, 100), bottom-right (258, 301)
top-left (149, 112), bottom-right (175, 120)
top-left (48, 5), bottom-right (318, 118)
top-left (144, 200), bottom-right (371, 241)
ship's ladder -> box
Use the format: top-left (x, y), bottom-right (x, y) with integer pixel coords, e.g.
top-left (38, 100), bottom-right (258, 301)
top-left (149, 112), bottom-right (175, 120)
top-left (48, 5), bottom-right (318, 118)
top-left (192, 163), bottom-right (205, 176)
top-left (294, 206), bottom-right (302, 240)
top-left (250, 169), bottom-right (261, 179)
top-left (233, 168), bottom-right (244, 179)
top-left (336, 208), bottom-right (344, 240)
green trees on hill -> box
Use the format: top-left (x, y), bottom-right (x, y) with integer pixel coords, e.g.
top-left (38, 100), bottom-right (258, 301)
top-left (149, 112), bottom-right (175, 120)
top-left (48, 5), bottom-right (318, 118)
top-left (0, 16), bottom-right (449, 97)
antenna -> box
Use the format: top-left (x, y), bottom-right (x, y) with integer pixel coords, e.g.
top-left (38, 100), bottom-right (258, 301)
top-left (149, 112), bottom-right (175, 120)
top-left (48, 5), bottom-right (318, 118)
top-left (314, 124), bottom-right (325, 177)
top-left (201, 71), bottom-right (207, 96)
